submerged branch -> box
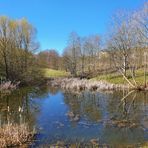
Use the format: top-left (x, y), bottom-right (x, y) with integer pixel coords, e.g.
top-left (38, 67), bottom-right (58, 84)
top-left (121, 90), bottom-right (135, 102)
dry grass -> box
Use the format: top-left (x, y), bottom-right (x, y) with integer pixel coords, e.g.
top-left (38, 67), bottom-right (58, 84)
top-left (50, 78), bottom-right (130, 91)
top-left (0, 81), bottom-right (20, 91)
top-left (0, 123), bottom-right (35, 148)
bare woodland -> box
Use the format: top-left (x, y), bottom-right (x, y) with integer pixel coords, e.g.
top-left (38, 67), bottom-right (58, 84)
top-left (0, 2), bottom-right (147, 88)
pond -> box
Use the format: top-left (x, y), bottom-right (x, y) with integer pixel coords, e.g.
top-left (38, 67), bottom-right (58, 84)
top-left (0, 86), bottom-right (148, 147)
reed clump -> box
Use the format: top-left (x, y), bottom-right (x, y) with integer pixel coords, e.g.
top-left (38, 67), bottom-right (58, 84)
top-left (0, 81), bottom-right (20, 91)
top-left (0, 123), bottom-right (35, 148)
top-left (49, 78), bottom-right (129, 91)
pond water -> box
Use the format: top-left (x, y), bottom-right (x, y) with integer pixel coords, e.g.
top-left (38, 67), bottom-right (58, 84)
top-left (0, 86), bottom-right (148, 147)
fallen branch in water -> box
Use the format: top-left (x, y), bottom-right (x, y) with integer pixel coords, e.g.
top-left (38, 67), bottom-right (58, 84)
top-left (121, 90), bottom-right (135, 102)
top-left (118, 69), bottom-right (135, 88)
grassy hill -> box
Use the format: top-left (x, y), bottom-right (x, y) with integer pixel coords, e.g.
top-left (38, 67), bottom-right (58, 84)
top-left (43, 68), bottom-right (70, 78)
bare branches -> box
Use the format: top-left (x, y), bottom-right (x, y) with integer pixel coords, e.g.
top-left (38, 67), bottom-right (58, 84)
top-left (106, 2), bottom-right (148, 88)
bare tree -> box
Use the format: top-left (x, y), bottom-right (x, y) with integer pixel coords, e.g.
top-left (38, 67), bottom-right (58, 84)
top-left (132, 2), bottom-right (148, 45)
top-left (48, 49), bottom-right (59, 70)
top-left (63, 32), bottom-right (81, 76)
top-left (132, 2), bottom-right (148, 87)
top-left (83, 35), bottom-right (101, 73)
top-left (108, 12), bottom-right (134, 76)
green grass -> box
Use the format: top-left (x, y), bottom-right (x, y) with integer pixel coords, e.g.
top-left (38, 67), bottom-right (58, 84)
top-left (43, 68), bottom-right (70, 78)
top-left (91, 73), bottom-right (125, 84)
top-left (42, 68), bottom-right (147, 85)
top-left (92, 69), bottom-right (148, 85)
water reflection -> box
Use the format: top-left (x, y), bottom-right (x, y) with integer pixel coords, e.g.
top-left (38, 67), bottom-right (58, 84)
top-left (109, 91), bottom-right (148, 123)
top-left (0, 87), bottom-right (148, 146)
top-left (0, 86), bottom-right (54, 126)
top-left (64, 91), bottom-right (103, 122)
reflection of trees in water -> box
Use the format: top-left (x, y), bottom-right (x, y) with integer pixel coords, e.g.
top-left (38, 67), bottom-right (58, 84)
top-left (30, 86), bottom-right (49, 99)
top-left (31, 86), bottom-right (60, 98)
top-left (64, 92), bottom-right (82, 114)
top-left (63, 90), bottom-right (148, 124)
top-left (81, 92), bottom-right (102, 122)
top-left (0, 86), bottom-right (59, 127)
top-left (63, 91), bottom-right (102, 122)
top-left (0, 87), bottom-right (40, 127)
top-left (107, 90), bottom-right (148, 122)
top-left (96, 91), bottom-right (148, 145)
top-left (48, 86), bottom-right (60, 95)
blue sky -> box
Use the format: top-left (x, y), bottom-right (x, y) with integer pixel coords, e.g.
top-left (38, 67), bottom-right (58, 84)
top-left (0, 0), bottom-right (145, 53)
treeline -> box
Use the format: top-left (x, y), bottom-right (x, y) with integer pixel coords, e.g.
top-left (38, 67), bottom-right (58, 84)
top-left (0, 2), bottom-right (147, 87)
top-left (63, 2), bottom-right (147, 79)
top-left (38, 33), bottom-right (101, 77)
top-left (37, 49), bottom-right (61, 70)
top-left (0, 16), bottom-right (41, 84)
top-left (107, 2), bottom-right (148, 77)
top-left (39, 2), bottom-right (147, 84)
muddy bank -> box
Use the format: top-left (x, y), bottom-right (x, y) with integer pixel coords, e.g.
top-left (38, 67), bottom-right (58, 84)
top-left (48, 78), bottom-right (130, 91)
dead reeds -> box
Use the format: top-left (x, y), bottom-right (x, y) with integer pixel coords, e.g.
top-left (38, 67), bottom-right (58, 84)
top-left (0, 123), bottom-right (35, 148)
top-left (0, 81), bottom-right (20, 93)
top-left (49, 78), bottom-right (130, 91)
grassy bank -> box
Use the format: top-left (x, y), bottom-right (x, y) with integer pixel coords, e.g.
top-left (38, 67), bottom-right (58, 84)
top-left (46, 68), bottom-right (148, 90)
top-left (0, 123), bottom-right (35, 147)
top-left (0, 68), bottom-right (69, 89)
top-left (1, 68), bottom-right (146, 90)
top-left (43, 68), bottom-right (148, 86)
top-left (43, 68), bottom-right (70, 78)
top-left (91, 69), bottom-right (148, 85)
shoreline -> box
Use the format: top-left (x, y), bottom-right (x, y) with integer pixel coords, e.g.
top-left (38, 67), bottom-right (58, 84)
top-left (0, 81), bottom-right (20, 94)
top-left (48, 78), bottom-right (131, 91)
